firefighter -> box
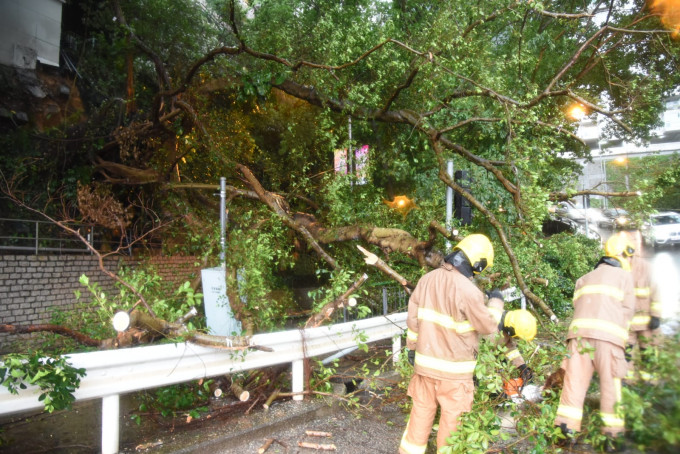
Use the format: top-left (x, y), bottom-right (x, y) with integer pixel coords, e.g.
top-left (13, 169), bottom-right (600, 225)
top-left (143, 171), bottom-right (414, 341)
top-left (624, 230), bottom-right (662, 383)
top-left (399, 234), bottom-right (537, 454)
top-left (494, 321), bottom-right (534, 389)
top-left (553, 232), bottom-right (636, 452)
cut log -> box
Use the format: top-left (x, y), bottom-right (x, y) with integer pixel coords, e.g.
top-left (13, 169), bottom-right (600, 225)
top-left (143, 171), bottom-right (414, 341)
top-left (263, 388), bottom-right (281, 410)
top-left (230, 381), bottom-right (250, 401)
top-left (258, 438), bottom-right (274, 454)
top-left (304, 274), bottom-right (369, 328)
top-left (305, 431), bottom-right (332, 438)
top-left (298, 441), bottom-right (337, 451)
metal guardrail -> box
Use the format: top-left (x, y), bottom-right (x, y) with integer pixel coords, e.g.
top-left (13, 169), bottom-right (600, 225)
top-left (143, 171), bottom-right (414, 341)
top-left (0, 313), bottom-right (407, 454)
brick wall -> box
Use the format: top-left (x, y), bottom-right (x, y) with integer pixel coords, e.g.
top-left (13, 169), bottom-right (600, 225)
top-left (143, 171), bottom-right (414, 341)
top-left (0, 254), bottom-right (202, 353)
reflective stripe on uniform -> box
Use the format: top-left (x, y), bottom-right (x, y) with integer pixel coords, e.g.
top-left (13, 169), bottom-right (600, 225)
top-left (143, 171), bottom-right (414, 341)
top-left (634, 287), bottom-right (650, 298)
top-left (506, 349), bottom-right (521, 361)
top-left (400, 427), bottom-right (427, 454)
top-left (407, 329), bottom-right (418, 342)
top-left (417, 308), bottom-right (475, 334)
top-left (569, 319), bottom-right (628, 342)
top-left (651, 302), bottom-right (662, 313)
top-left (600, 412), bottom-right (625, 428)
top-left (488, 306), bottom-right (503, 324)
top-left (640, 370), bottom-right (656, 382)
top-left (414, 352), bottom-right (477, 375)
top-left (631, 314), bottom-right (651, 327)
top-left (573, 284), bottom-right (624, 302)
top-left (556, 405), bottom-right (583, 421)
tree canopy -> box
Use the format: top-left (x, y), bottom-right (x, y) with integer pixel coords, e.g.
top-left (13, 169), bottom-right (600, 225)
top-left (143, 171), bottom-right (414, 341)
top-left (2, 0), bottom-right (680, 330)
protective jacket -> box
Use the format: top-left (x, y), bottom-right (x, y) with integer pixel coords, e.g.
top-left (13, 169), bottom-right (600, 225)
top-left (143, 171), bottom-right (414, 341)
top-left (406, 263), bottom-right (503, 381)
top-left (401, 262), bottom-right (504, 454)
top-left (555, 260), bottom-right (636, 438)
top-left (566, 260), bottom-right (636, 348)
top-left (628, 255), bottom-right (661, 332)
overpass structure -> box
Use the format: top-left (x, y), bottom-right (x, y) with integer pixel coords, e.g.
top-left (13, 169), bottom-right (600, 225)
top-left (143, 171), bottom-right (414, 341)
top-left (573, 94), bottom-right (680, 207)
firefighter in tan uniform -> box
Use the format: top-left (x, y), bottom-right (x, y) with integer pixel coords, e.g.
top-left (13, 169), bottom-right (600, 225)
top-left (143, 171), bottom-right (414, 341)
top-left (494, 328), bottom-right (534, 387)
top-left (399, 234), bottom-right (537, 454)
top-left (624, 230), bottom-right (662, 383)
top-left (554, 233), bottom-right (636, 452)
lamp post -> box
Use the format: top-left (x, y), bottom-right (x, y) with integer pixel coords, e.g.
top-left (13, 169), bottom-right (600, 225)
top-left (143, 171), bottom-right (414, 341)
top-left (614, 156), bottom-right (630, 191)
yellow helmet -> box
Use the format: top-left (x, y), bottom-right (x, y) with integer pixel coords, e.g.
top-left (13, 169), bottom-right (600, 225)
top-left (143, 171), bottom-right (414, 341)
top-left (603, 233), bottom-right (634, 271)
top-left (605, 233), bottom-right (635, 257)
top-left (504, 309), bottom-right (537, 342)
top-left (454, 234), bottom-right (494, 274)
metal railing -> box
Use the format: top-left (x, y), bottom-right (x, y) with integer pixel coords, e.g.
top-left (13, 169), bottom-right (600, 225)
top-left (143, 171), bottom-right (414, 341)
top-left (0, 218), bottom-right (160, 255)
top-left (0, 218), bottom-right (93, 254)
top-left (0, 313), bottom-right (407, 454)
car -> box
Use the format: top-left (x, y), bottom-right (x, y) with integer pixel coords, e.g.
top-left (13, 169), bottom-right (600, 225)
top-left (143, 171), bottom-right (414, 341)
top-left (641, 211), bottom-right (680, 248)
top-left (543, 216), bottom-right (601, 243)
top-left (598, 208), bottom-right (632, 230)
top-left (554, 202), bottom-right (585, 222)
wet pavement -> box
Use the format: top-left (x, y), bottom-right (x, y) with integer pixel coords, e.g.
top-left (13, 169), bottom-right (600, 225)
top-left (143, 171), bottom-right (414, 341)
top-left (153, 397), bottom-right (406, 454)
top-left (0, 384), bottom-right (408, 454)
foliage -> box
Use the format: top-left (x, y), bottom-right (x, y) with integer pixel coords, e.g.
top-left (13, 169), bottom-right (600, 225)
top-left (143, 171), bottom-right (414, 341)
top-left (44, 266), bottom-right (204, 352)
top-left (4, 0), bottom-right (679, 356)
top-left (0, 352), bottom-right (86, 413)
top-left (225, 212), bottom-right (297, 331)
top-left (133, 379), bottom-right (212, 422)
top-left (483, 232), bottom-right (601, 318)
top-left (622, 334), bottom-right (680, 452)
top-left (608, 153), bottom-right (680, 214)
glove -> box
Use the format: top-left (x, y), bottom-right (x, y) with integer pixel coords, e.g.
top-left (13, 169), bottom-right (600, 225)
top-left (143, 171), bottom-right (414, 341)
top-left (625, 344), bottom-right (634, 363)
top-left (518, 364), bottom-right (534, 383)
top-left (407, 349), bottom-right (415, 366)
top-left (649, 316), bottom-right (661, 330)
top-left (486, 288), bottom-right (504, 302)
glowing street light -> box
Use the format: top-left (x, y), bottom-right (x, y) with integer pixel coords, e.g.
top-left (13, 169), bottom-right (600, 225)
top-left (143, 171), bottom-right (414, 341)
top-left (384, 195), bottom-right (418, 218)
top-left (568, 104), bottom-right (587, 121)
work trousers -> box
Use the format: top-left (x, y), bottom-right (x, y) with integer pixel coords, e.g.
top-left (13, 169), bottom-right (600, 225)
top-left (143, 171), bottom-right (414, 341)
top-left (399, 374), bottom-right (473, 454)
top-left (554, 338), bottom-right (628, 437)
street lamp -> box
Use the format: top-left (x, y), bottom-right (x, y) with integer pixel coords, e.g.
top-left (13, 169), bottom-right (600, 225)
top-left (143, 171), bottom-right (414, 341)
top-left (568, 104), bottom-right (587, 121)
top-left (614, 156), bottom-right (630, 191)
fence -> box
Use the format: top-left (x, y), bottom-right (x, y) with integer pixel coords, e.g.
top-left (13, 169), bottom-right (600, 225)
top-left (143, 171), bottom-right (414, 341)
top-left (0, 312), bottom-right (407, 454)
top-left (0, 218), bottom-right (161, 255)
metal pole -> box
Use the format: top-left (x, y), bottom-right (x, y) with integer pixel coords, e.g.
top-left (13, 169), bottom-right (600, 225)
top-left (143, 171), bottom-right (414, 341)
top-left (601, 157), bottom-right (608, 209)
top-left (101, 394), bottom-right (120, 454)
top-left (292, 359), bottom-right (304, 401)
top-left (382, 287), bottom-right (388, 315)
top-left (583, 194), bottom-right (589, 236)
top-left (348, 116), bottom-right (353, 177)
top-left (392, 335), bottom-right (402, 364)
top-left (445, 160), bottom-right (454, 251)
top-left (220, 177), bottom-right (226, 270)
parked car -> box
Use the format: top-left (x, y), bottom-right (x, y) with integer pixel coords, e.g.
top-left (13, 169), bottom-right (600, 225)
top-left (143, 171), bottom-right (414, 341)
top-left (554, 202), bottom-right (585, 222)
top-left (598, 208), bottom-right (632, 230)
top-left (543, 216), bottom-right (601, 243)
top-left (641, 211), bottom-right (680, 248)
